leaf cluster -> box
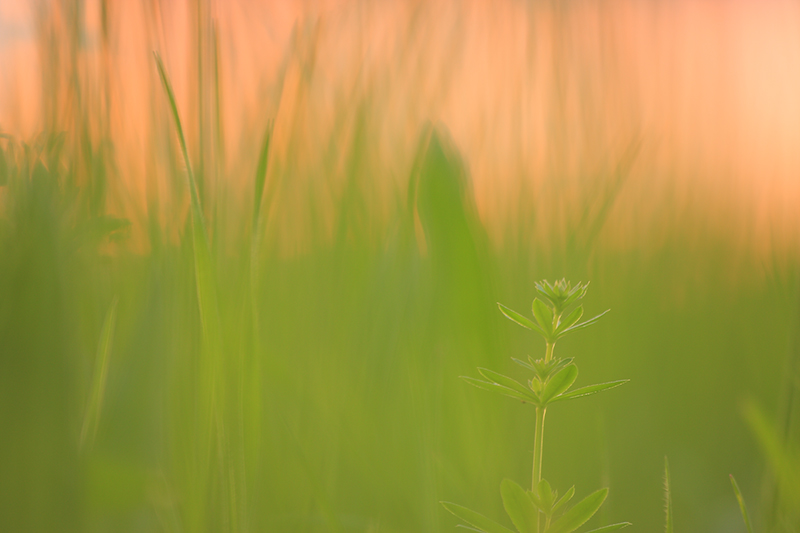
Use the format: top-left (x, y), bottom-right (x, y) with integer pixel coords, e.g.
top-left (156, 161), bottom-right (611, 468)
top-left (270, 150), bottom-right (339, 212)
top-left (443, 478), bottom-right (630, 533)
top-left (461, 359), bottom-right (627, 409)
top-left (498, 280), bottom-right (608, 344)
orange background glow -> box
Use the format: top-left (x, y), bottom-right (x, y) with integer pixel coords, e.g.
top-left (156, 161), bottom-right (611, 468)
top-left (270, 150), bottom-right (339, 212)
top-left (1, 0), bottom-right (799, 257)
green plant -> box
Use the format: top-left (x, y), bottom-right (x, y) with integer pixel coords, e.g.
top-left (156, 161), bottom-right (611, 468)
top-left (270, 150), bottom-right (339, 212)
top-left (442, 279), bottom-right (630, 533)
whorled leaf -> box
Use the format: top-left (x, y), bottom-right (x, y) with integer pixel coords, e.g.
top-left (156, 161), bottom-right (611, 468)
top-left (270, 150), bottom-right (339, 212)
top-left (548, 380), bottom-right (629, 403)
top-left (441, 502), bottom-right (516, 533)
top-left (461, 376), bottom-right (538, 403)
top-left (559, 310), bottom-right (610, 336)
top-left (498, 303), bottom-right (546, 337)
top-left (556, 305), bottom-right (583, 337)
top-left (478, 368), bottom-right (538, 399)
top-left (531, 298), bottom-right (555, 338)
top-left (548, 488), bottom-right (608, 533)
top-left (540, 365), bottom-right (578, 405)
top-left (552, 486), bottom-right (575, 516)
top-left (536, 478), bottom-right (556, 512)
top-left (501, 479), bottom-right (538, 533)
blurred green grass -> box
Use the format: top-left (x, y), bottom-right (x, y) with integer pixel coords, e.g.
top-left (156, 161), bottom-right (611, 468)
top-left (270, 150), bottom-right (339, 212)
top-left (1, 2), bottom-right (799, 532)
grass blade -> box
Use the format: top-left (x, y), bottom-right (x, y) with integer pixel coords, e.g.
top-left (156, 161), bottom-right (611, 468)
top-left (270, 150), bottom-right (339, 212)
top-left (80, 297), bottom-right (118, 450)
top-left (729, 475), bottom-right (753, 533)
top-left (154, 49), bottom-right (228, 529)
top-left (664, 457), bottom-right (674, 533)
top-left (252, 120), bottom-right (273, 233)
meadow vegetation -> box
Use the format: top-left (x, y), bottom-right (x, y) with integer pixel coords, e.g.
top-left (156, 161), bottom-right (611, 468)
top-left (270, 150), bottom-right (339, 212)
top-left (0, 1), bottom-right (799, 532)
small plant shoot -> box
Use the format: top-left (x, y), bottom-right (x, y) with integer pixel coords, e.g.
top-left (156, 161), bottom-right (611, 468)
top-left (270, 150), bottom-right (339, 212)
top-left (443, 280), bottom-right (630, 533)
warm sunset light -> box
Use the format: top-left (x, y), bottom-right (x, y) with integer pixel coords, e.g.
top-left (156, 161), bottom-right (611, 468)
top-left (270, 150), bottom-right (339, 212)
top-left (1, 1), bottom-right (799, 532)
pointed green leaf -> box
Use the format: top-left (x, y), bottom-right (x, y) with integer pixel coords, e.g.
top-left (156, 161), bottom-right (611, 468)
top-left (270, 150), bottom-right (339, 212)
top-left (548, 489), bottom-right (608, 533)
top-left (540, 365), bottom-right (578, 404)
top-left (549, 380), bottom-right (629, 402)
top-left (564, 283), bottom-right (589, 306)
top-left (479, 368), bottom-right (537, 399)
top-left (583, 522), bottom-right (632, 533)
top-left (729, 475), bottom-right (753, 533)
top-left (501, 479), bottom-right (538, 533)
top-left (552, 486), bottom-right (575, 516)
top-left (441, 502), bottom-right (516, 533)
top-left (560, 310), bottom-right (610, 334)
top-left (498, 303), bottom-right (546, 336)
top-left (461, 377), bottom-right (538, 403)
top-left (532, 298), bottom-right (554, 337)
top-left (535, 280), bottom-right (556, 299)
top-left (456, 526), bottom-right (485, 532)
top-left (512, 358), bottom-right (536, 371)
top-left (549, 357), bottom-right (575, 375)
top-left (556, 306), bottom-right (583, 336)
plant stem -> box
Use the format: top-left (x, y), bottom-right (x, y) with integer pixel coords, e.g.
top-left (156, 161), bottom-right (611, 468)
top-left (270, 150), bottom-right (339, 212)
top-left (533, 405), bottom-right (546, 533)
top-left (535, 341), bottom-right (555, 533)
top-left (532, 406), bottom-right (546, 488)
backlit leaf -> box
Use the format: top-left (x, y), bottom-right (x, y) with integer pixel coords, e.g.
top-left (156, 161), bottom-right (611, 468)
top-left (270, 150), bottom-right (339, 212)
top-left (540, 365), bottom-right (578, 404)
top-left (441, 502), bottom-right (516, 533)
top-left (549, 380), bottom-right (629, 403)
top-left (548, 489), bottom-right (608, 533)
top-left (583, 522), bottom-right (632, 533)
top-left (498, 303), bottom-right (547, 337)
top-left (531, 298), bottom-right (554, 337)
top-left (501, 479), bottom-right (538, 533)
top-left (461, 377), bottom-right (538, 403)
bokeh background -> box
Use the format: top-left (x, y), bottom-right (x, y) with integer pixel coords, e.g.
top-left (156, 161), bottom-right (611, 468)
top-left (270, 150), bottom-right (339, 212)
top-left (1, 0), bottom-right (799, 532)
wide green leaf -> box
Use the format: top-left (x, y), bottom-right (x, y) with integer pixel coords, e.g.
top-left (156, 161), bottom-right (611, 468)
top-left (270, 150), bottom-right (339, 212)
top-left (536, 478), bottom-right (555, 511)
top-left (531, 298), bottom-right (554, 337)
top-left (583, 522), bottom-right (632, 533)
top-left (540, 365), bottom-right (578, 404)
top-left (556, 305), bottom-right (583, 336)
top-left (461, 377), bottom-right (538, 403)
top-left (501, 479), bottom-right (538, 533)
top-left (549, 380), bottom-right (629, 402)
top-left (441, 502), bottom-right (517, 533)
top-left (479, 368), bottom-right (537, 399)
top-left (548, 488), bottom-right (608, 533)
